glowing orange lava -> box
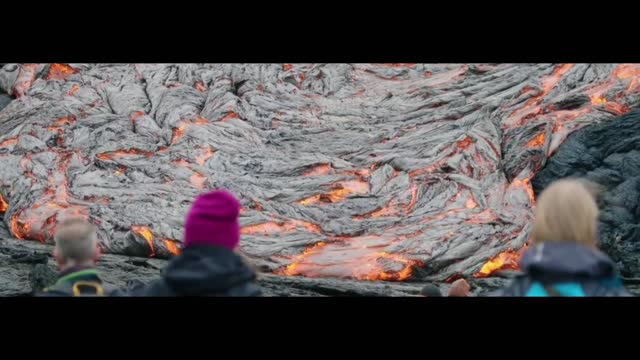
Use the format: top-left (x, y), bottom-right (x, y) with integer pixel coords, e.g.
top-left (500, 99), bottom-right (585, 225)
top-left (474, 249), bottom-right (521, 278)
top-left (0, 137), bottom-right (18, 148)
top-left (241, 219), bottom-right (321, 235)
top-left (68, 84), bottom-right (80, 96)
top-left (591, 95), bottom-right (608, 105)
top-left (220, 112), bottom-right (239, 122)
top-left (283, 64), bottom-right (293, 71)
top-left (525, 133), bottom-right (545, 148)
top-left (194, 81), bottom-right (207, 92)
top-left (613, 64), bottom-right (640, 80)
top-left (465, 197), bottom-right (478, 209)
top-left (456, 136), bottom-right (473, 149)
top-left (96, 149), bottom-right (153, 161)
top-left (0, 193), bottom-right (8, 213)
top-left (297, 180), bottom-right (370, 206)
top-left (132, 226), bottom-right (155, 257)
top-left (303, 164), bottom-right (333, 176)
top-left (165, 239), bottom-right (181, 255)
top-left (279, 235), bottom-right (421, 281)
top-left (190, 172), bottom-right (207, 189)
top-left (46, 64), bottom-right (78, 81)
top-left (511, 178), bottom-right (536, 204)
top-left (130, 111), bottom-right (145, 122)
top-left (10, 213), bottom-right (30, 240)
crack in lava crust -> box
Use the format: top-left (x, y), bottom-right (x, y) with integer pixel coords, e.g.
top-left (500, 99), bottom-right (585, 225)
top-left (1, 63), bottom-right (639, 282)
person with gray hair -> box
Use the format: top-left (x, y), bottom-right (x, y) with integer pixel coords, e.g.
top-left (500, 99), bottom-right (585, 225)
top-left (36, 218), bottom-right (114, 296)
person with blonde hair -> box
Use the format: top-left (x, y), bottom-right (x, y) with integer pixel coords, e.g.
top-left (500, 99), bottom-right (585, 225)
top-left (494, 179), bottom-right (630, 296)
top-left (37, 218), bottom-right (117, 296)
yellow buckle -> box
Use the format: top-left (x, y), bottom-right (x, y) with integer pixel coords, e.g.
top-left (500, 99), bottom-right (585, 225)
top-left (72, 281), bottom-right (104, 296)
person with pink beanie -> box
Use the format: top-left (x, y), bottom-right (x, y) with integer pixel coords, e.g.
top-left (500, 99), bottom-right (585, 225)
top-left (141, 190), bottom-right (262, 296)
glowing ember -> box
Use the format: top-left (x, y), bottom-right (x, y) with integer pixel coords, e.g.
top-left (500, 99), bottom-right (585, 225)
top-left (96, 149), bottom-right (153, 161)
top-left (190, 172), bottom-right (207, 189)
top-left (165, 239), bottom-right (181, 255)
top-left (525, 133), bottom-right (545, 148)
top-left (0, 193), bottom-right (8, 213)
top-left (0, 137), bottom-right (19, 148)
top-left (46, 64), bottom-right (78, 81)
top-left (473, 249), bottom-right (521, 278)
top-left (114, 166), bottom-right (127, 176)
top-left (303, 164), bottom-right (333, 176)
top-left (283, 64), bottom-right (293, 71)
top-left (132, 226), bottom-right (155, 257)
top-left (195, 147), bottom-right (215, 166)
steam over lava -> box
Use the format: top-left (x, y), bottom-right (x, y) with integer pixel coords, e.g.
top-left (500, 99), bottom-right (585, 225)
top-left (0, 63), bottom-right (639, 282)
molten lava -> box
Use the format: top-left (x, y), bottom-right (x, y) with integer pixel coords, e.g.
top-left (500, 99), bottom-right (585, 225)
top-left (10, 213), bottom-right (30, 240)
top-left (194, 81), bottom-right (207, 92)
top-left (132, 226), bottom-right (155, 257)
top-left (220, 112), bottom-right (239, 122)
top-left (0, 137), bottom-right (18, 148)
top-left (68, 84), bottom-right (80, 96)
top-left (0, 193), bottom-right (8, 213)
top-left (474, 249), bottom-right (521, 278)
top-left (130, 111), bottom-right (145, 122)
top-left (303, 164), bottom-right (333, 176)
top-left (190, 172), bottom-right (207, 189)
top-left (96, 149), bottom-right (153, 161)
top-left (241, 219), bottom-right (321, 236)
top-left (279, 235), bottom-right (421, 281)
top-left (511, 178), bottom-right (536, 204)
top-left (165, 239), bottom-right (181, 255)
top-left (297, 180), bottom-right (370, 205)
top-left (46, 64), bottom-right (78, 81)
top-left (525, 133), bottom-right (546, 148)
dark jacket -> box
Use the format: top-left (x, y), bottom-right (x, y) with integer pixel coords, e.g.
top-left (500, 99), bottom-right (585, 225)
top-left (141, 245), bottom-right (262, 297)
top-left (35, 266), bottom-right (119, 297)
top-left (493, 242), bottom-right (631, 297)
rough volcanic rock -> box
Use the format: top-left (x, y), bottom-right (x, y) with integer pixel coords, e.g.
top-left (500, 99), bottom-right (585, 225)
top-left (1, 63), bottom-right (640, 284)
top-left (532, 110), bottom-right (640, 277)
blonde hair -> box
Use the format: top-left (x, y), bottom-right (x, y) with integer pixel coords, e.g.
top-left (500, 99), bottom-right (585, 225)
top-left (54, 218), bottom-right (99, 264)
top-left (532, 179), bottom-right (599, 247)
